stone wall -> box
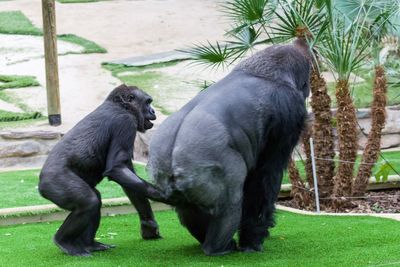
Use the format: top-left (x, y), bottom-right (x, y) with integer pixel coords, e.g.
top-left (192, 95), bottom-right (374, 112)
top-left (0, 106), bottom-right (399, 169)
top-left (356, 105), bottom-right (400, 149)
top-left (0, 131), bottom-right (62, 169)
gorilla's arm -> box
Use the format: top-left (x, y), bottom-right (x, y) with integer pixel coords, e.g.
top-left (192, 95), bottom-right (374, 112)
top-left (103, 119), bottom-right (170, 203)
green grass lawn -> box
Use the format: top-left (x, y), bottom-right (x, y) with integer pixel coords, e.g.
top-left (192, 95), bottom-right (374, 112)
top-left (0, 75), bottom-right (39, 90)
top-left (0, 150), bottom-right (399, 209)
top-left (0, 84), bottom-right (44, 125)
top-left (0, 11), bottom-right (42, 35)
top-left (0, 11), bottom-right (106, 54)
top-left (0, 164), bottom-right (148, 209)
top-left (0, 110), bottom-right (42, 122)
top-left (0, 210), bottom-right (399, 266)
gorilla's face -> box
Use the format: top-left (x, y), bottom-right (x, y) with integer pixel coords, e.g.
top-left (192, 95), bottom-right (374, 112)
top-left (109, 84), bottom-right (156, 132)
top-left (141, 95), bottom-right (156, 130)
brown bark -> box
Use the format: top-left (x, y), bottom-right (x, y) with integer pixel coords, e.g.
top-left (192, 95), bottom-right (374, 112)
top-left (352, 65), bottom-right (387, 196)
top-left (333, 80), bottom-right (358, 198)
top-left (288, 158), bottom-right (312, 208)
top-left (309, 68), bottom-right (335, 198)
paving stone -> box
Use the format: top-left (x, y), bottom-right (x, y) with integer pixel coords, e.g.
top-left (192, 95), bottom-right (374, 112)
top-left (107, 51), bottom-right (193, 67)
top-left (0, 131), bottom-right (62, 140)
top-left (0, 141), bottom-right (41, 158)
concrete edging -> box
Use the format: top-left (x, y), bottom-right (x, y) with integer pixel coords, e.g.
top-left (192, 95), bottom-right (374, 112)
top-left (276, 205), bottom-right (400, 222)
top-left (0, 198), bottom-right (171, 226)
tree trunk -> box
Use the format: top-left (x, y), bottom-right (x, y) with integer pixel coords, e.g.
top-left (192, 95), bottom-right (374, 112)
top-left (309, 68), bottom-right (335, 199)
top-left (352, 65), bottom-right (387, 196)
top-left (333, 80), bottom-right (358, 198)
top-left (288, 158), bottom-right (312, 208)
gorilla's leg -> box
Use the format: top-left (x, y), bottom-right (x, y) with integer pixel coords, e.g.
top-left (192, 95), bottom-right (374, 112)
top-left (201, 203), bottom-right (241, 256)
top-left (239, 164), bottom-right (283, 252)
top-left (80, 188), bottom-right (115, 252)
top-left (39, 171), bottom-right (101, 256)
top-left (123, 188), bottom-right (161, 239)
top-left (176, 204), bottom-right (210, 243)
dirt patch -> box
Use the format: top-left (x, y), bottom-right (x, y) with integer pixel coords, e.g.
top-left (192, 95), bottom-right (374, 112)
top-left (279, 189), bottom-right (400, 213)
top-left (0, 99), bottom-right (23, 113)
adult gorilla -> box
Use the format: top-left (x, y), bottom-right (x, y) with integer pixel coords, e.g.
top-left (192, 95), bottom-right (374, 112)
top-left (147, 44), bottom-right (310, 256)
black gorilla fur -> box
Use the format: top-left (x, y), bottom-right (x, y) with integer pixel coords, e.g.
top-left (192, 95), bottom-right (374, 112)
top-left (147, 44), bottom-right (311, 255)
top-left (39, 84), bottom-right (162, 256)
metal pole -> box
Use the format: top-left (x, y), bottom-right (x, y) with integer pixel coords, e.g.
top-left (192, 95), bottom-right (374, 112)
top-left (310, 138), bottom-right (320, 213)
top-left (42, 0), bottom-right (61, 126)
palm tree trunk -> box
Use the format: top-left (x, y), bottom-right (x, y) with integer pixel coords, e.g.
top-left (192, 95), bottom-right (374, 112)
top-left (288, 158), bottom-right (312, 208)
top-left (294, 38), bottom-right (335, 200)
top-left (309, 68), bottom-right (335, 199)
top-left (333, 80), bottom-right (358, 198)
top-left (352, 65), bottom-right (387, 196)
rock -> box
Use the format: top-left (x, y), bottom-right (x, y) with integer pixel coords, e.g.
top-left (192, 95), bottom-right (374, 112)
top-left (358, 133), bottom-right (400, 149)
top-left (381, 134), bottom-right (400, 149)
top-left (0, 141), bottom-right (41, 158)
top-left (356, 109), bottom-right (371, 119)
top-left (107, 51), bottom-right (193, 67)
top-left (134, 128), bottom-right (157, 163)
top-left (383, 109), bottom-right (400, 134)
top-left (133, 111), bottom-right (168, 162)
top-left (0, 131), bottom-right (62, 140)
top-left (357, 109), bottom-right (400, 135)
top-left (0, 155), bottom-right (48, 169)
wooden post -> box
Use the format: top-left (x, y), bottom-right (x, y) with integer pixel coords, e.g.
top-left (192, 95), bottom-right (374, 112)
top-left (42, 0), bottom-right (61, 126)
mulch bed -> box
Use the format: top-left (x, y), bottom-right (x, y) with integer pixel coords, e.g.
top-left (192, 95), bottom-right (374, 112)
top-left (278, 189), bottom-right (400, 213)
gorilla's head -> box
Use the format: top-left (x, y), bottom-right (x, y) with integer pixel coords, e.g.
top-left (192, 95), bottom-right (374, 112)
top-left (107, 84), bottom-right (156, 132)
top-left (235, 44), bottom-right (311, 98)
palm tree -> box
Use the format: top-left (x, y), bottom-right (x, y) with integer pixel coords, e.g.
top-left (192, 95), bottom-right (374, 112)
top-left (185, 0), bottom-right (396, 209)
top-left (347, 0), bottom-right (399, 196)
top-left (186, 0), bottom-right (335, 206)
top-left (315, 1), bottom-right (375, 202)
top-left (271, 0), bottom-right (336, 201)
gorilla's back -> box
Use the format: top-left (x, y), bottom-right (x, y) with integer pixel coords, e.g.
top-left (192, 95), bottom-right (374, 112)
top-left (148, 69), bottom-right (298, 190)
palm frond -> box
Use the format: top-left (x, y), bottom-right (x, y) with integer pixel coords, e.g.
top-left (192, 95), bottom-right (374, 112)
top-left (180, 41), bottom-right (237, 69)
top-left (317, 5), bottom-right (374, 81)
top-left (221, 0), bottom-right (275, 24)
top-left (271, 0), bottom-right (327, 42)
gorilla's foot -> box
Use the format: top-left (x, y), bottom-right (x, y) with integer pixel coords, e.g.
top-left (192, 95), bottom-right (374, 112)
top-left (141, 220), bottom-right (162, 240)
top-left (202, 240), bottom-right (237, 256)
top-left (53, 237), bottom-right (91, 257)
top-left (239, 243), bottom-right (263, 253)
top-left (87, 241), bottom-right (116, 252)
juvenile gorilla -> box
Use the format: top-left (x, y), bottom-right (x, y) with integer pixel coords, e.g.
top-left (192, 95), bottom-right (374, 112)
top-left (39, 84), bottom-right (162, 256)
top-left (147, 44), bottom-right (311, 255)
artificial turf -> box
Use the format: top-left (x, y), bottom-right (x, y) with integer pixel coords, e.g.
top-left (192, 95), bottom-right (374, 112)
top-left (0, 164), bottom-right (148, 209)
top-left (0, 75), bottom-right (39, 90)
top-left (0, 210), bottom-right (399, 266)
top-left (0, 11), bottom-right (106, 54)
top-left (1, 151), bottom-right (399, 209)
